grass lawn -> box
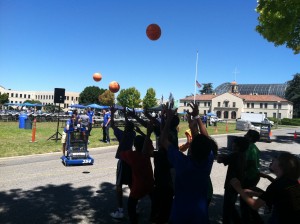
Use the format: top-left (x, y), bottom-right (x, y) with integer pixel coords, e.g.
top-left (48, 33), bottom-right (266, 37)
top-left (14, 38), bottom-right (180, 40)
top-left (0, 120), bottom-right (241, 158)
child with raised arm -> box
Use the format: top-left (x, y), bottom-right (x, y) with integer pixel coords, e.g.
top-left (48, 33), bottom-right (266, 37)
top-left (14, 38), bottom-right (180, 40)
top-left (160, 102), bottom-right (217, 224)
top-left (231, 151), bottom-right (300, 224)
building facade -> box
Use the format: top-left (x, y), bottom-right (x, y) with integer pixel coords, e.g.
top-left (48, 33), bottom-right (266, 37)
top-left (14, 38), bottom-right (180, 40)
top-left (0, 85), bottom-right (80, 109)
top-left (178, 82), bottom-right (293, 120)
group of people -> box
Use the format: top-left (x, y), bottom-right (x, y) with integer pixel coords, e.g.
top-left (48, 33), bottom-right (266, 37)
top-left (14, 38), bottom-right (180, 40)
top-left (62, 103), bottom-right (300, 224)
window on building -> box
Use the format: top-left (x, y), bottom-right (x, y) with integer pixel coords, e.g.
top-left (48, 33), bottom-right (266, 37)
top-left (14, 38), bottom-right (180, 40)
top-left (273, 103), bottom-right (277, 109)
top-left (231, 111), bottom-right (236, 119)
top-left (224, 111), bottom-right (228, 119)
top-left (251, 103), bottom-right (254, 108)
top-left (11, 93), bottom-right (14, 97)
top-left (233, 102), bottom-right (236, 107)
top-left (24, 94), bottom-right (26, 98)
top-left (264, 103), bottom-right (268, 108)
top-left (273, 113), bottom-right (276, 118)
top-left (184, 102), bottom-right (186, 106)
top-left (278, 113), bottom-right (281, 119)
top-left (71, 96), bottom-right (74, 101)
top-left (247, 103), bottom-right (250, 108)
top-left (204, 110), bottom-right (206, 115)
top-left (278, 103), bottom-right (281, 109)
top-left (260, 103), bottom-right (263, 108)
top-left (208, 102), bottom-right (210, 106)
top-left (20, 94), bottom-right (22, 98)
top-left (204, 102), bottom-right (207, 107)
top-left (224, 102), bottom-right (229, 107)
top-left (16, 93), bottom-right (18, 97)
top-left (28, 95), bottom-right (30, 99)
top-left (218, 102), bottom-right (221, 107)
top-left (67, 96), bottom-right (69, 100)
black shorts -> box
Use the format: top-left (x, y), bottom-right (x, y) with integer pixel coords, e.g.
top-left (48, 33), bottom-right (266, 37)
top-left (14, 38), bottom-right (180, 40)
top-left (116, 159), bottom-right (132, 186)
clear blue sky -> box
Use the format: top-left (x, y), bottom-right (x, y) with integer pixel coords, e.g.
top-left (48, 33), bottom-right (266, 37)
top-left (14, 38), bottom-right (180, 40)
top-left (1, 0), bottom-right (299, 102)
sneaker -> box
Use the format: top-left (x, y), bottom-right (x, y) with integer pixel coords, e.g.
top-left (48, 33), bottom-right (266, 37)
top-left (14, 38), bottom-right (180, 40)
top-left (110, 210), bottom-right (124, 219)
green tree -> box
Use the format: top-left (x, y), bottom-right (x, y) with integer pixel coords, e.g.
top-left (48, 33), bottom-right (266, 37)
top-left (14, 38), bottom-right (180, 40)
top-left (79, 86), bottom-right (105, 105)
top-left (285, 73), bottom-right (300, 118)
top-left (200, 83), bottom-right (214, 94)
top-left (0, 93), bottom-right (9, 105)
top-left (256, 0), bottom-right (300, 54)
top-left (98, 90), bottom-right (115, 106)
top-left (117, 87), bottom-right (141, 108)
top-left (142, 88), bottom-right (157, 109)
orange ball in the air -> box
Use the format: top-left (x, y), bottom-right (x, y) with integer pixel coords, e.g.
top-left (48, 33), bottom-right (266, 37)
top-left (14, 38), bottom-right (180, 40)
top-left (146, 24), bottom-right (161, 41)
top-left (109, 81), bottom-right (120, 93)
top-left (93, 73), bottom-right (102, 82)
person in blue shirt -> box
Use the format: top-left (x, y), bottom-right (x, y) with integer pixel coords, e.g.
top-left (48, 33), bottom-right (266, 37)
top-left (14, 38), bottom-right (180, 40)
top-left (86, 107), bottom-right (94, 136)
top-left (160, 102), bottom-right (217, 224)
top-left (102, 108), bottom-right (111, 143)
top-left (61, 110), bottom-right (79, 156)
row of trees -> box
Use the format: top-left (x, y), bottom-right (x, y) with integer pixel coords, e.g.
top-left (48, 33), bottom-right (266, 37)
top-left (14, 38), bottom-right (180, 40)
top-left (78, 86), bottom-right (158, 109)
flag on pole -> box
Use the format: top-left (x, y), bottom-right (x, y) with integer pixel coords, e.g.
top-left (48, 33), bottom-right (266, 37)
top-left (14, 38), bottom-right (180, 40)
top-left (196, 80), bottom-right (201, 88)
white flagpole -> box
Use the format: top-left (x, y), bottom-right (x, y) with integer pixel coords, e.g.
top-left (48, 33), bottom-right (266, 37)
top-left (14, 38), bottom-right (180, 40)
top-left (194, 50), bottom-right (199, 103)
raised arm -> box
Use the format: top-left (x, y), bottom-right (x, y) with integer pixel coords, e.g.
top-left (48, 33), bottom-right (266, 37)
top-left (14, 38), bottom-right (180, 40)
top-left (160, 103), bottom-right (177, 150)
top-left (187, 102), bottom-right (208, 137)
top-left (110, 105), bottom-right (116, 129)
top-left (142, 122), bottom-right (155, 156)
top-left (127, 108), bottom-right (148, 128)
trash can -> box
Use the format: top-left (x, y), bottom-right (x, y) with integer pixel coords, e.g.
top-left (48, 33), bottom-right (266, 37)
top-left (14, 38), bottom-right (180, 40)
top-left (25, 118), bottom-right (32, 129)
top-left (19, 113), bottom-right (27, 129)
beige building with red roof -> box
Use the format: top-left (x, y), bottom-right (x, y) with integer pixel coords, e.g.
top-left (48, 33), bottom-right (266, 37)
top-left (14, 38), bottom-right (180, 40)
top-left (179, 83), bottom-right (293, 120)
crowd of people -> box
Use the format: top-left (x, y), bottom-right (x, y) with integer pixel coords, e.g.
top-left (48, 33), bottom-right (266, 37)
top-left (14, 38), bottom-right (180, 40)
top-left (61, 103), bottom-right (300, 224)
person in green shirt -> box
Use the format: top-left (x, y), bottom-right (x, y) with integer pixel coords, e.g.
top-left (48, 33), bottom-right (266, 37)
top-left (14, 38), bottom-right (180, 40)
top-left (240, 129), bottom-right (264, 224)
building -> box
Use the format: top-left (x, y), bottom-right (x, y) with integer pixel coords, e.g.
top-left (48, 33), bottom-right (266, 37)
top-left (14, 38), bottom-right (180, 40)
top-left (178, 81), bottom-right (293, 120)
top-left (0, 85), bottom-right (80, 110)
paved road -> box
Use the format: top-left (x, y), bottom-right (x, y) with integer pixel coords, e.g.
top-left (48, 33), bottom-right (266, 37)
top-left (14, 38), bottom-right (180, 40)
top-left (0, 128), bottom-right (299, 224)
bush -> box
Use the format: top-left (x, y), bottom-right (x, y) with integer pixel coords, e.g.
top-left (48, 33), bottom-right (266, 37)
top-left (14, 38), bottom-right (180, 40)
top-left (281, 118), bottom-right (300, 126)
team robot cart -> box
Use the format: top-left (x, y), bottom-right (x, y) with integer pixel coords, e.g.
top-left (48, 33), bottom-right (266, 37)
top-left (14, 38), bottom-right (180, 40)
top-left (61, 125), bottom-right (94, 166)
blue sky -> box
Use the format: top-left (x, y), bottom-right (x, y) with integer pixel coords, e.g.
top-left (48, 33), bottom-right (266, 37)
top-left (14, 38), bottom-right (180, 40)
top-left (1, 0), bottom-right (299, 102)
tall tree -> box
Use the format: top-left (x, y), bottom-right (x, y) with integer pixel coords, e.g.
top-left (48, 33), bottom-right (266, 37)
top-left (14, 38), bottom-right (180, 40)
top-left (79, 86), bottom-right (105, 105)
top-left (256, 0), bottom-right (300, 54)
top-left (142, 88), bottom-right (157, 109)
top-left (117, 87), bottom-right (141, 108)
top-left (285, 73), bottom-right (300, 118)
top-left (200, 83), bottom-right (214, 94)
top-left (0, 93), bottom-right (9, 105)
top-left (98, 90), bottom-right (115, 106)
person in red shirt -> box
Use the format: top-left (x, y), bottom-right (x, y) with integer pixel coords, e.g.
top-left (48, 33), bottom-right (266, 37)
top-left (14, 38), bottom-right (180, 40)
top-left (119, 123), bottom-right (154, 224)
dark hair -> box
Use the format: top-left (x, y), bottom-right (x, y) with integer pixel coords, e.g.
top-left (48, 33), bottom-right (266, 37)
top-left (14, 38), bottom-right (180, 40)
top-left (245, 129), bottom-right (260, 143)
top-left (233, 137), bottom-right (250, 153)
top-left (134, 135), bottom-right (145, 152)
top-left (190, 134), bottom-right (218, 163)
top-left (276, 152), bottom-right (300, 180)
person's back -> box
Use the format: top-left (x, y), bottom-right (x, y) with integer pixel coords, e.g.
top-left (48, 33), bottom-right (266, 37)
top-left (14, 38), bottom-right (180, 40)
top-left (167, 134), bottom-right (215, 224)
top-left (217, 136), bottom-right (249, 224)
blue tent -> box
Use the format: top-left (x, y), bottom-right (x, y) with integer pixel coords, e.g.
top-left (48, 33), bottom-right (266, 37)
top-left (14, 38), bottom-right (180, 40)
top-left (207, 112), bottom-right (216, 116)
top-left (87, 104), bottom-right (109, 109)
top-left (70, 104), bottom-right (86, 109)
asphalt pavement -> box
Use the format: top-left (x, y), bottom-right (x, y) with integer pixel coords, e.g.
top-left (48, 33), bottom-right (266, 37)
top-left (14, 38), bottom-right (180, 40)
top-left (0, 127), bottom-right (299, 224)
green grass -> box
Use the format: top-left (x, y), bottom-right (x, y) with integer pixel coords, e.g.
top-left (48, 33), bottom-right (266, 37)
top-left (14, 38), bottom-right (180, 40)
top-left (0, 121), bottom-right (240, 158)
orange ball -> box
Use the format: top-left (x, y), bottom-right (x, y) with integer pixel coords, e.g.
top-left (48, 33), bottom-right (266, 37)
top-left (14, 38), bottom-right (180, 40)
top-left (109, 81), bottom-right (120, 93)
top-left (93, 73), bottom-right (102, 82)
top-left (146, 24), bottom-right (161, 41)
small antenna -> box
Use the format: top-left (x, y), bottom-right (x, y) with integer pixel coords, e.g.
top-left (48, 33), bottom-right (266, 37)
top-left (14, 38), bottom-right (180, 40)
top-left (233, 67), bottom-right (239, 82)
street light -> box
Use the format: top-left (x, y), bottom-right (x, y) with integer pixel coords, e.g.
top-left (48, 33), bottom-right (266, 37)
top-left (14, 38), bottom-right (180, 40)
top-left (276, 101), bottom-right (280, 129)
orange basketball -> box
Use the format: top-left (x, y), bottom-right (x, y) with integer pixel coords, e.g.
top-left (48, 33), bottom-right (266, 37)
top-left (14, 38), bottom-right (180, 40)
top-left (93, 73), bottom-right (102, 82)
top-left (146, 24), bottom-right (161, 41)
top-left (109, 81), bottom-right (120, 93)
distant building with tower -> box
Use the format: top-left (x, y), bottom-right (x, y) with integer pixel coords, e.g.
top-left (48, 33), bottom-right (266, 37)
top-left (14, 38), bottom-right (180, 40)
top-left (178, 81), bottom-right (293, 120)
